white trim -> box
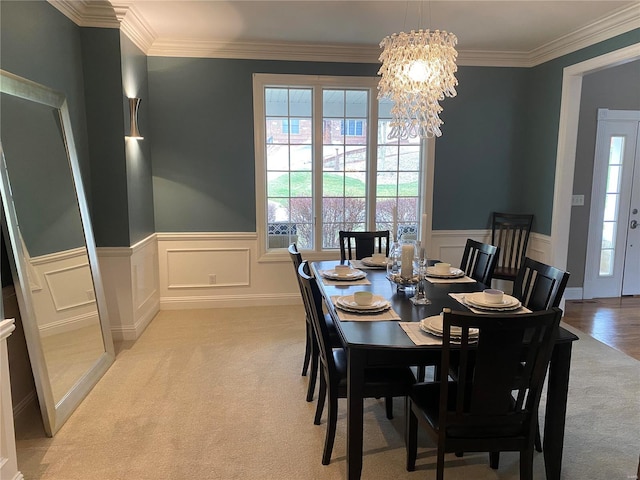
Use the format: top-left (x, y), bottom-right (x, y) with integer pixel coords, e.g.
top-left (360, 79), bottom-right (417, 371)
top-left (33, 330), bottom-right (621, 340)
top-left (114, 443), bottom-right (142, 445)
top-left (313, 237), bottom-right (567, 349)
top-left (160, 293), bottom-right (301, 310)
top-left (564, 287), bottom-right (584, 300)
top-left (48, 1), bottom-right (640, 67)
top-left (551, 44), bottom-right (640, 283)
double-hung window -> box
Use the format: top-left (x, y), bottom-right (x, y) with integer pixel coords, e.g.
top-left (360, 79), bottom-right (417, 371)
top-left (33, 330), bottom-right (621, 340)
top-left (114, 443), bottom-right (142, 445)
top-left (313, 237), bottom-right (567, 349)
top-left (253, 74), bottom-right (425, 257)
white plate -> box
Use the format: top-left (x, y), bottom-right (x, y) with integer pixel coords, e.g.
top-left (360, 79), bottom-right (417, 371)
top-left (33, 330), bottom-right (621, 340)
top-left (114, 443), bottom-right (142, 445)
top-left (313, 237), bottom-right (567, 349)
top-left (464, 292), bottom-right (521, 309)
top-left (336, 295), bottom-right (389, 311)
top-left (425, 267), bottom-right (465, 279)
top-left (321, 269), bottom-right (366, 281)
top-left (361, 257), bottom-right (388, 268)
top-left (336, 303), bottom-right (391, 314)
top-left (420, 315), bottom-right (479, 337)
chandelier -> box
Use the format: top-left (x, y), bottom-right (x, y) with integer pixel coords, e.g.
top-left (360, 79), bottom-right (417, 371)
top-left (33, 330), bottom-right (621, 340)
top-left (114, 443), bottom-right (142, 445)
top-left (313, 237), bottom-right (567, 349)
top-left (378, 29), bottom-right (458, 139)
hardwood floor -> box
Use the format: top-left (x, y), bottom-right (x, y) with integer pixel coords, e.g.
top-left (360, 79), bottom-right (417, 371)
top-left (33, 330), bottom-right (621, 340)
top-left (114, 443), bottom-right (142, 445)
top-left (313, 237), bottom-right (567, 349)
top-left (563, 296), bottom-right (640, 361)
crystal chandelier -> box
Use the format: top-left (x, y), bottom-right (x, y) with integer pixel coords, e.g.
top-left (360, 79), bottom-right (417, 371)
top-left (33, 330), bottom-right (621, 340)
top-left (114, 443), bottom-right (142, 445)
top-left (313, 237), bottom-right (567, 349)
top-left (378, 29), bottom-right (458, 139)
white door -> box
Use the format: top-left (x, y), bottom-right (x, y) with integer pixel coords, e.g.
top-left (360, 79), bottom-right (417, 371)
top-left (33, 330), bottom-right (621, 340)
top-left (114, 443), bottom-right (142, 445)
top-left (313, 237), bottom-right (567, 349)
top-left (584, 109), bottom-right (640, 298)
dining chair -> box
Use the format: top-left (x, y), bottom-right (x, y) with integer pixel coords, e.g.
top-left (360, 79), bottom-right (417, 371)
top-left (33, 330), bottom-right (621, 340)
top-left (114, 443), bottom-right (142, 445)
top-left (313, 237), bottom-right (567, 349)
top-left (491, 212), bottom-right (534, 284)
top-left (338, 230), bottom-right (390, 261)
top-left (512, 257), bottom-right (570, 311)
top-left (405, 307), bottom-right (563, 480)
top-left (298, 260), bottom-right (416, 465)
top-left (459, 239), bottom-right (499, 285)
top-left (288, 243), bottom-right (340, 403)
top-left (511, 257), bottom-right (570, 452)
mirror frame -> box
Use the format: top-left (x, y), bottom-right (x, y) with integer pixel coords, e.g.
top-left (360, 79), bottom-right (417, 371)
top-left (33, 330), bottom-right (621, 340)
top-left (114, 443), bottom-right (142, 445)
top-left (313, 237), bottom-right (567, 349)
top-left (0, 69), bottom-right (114, 436)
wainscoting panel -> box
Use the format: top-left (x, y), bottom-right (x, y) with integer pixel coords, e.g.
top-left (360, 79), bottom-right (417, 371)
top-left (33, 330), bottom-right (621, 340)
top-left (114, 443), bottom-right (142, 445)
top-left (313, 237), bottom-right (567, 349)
top-left (28, 247), bottom-right (98, 336)
top-left (97, 234), bottom-right (160, 341)
top-left (155, 231), bottom-right (554, 309)
top-left (157, 233), bottom-right (298, 309)
top-left (166, 248), bottom-right (250, 288)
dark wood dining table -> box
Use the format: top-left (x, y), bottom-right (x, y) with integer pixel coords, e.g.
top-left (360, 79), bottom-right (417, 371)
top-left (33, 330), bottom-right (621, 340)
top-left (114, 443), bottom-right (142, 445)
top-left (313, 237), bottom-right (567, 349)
top-left (311, 260), bottom-right (578, 480)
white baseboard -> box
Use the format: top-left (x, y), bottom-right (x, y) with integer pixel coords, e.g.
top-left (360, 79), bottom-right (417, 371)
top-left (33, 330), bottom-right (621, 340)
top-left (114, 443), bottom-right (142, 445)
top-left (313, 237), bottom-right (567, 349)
top-left (160, 293), bottom-right (301, 310)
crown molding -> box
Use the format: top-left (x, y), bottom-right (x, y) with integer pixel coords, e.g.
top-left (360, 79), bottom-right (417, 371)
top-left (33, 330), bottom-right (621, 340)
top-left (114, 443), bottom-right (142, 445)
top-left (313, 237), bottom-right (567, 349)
top-left (48, 0), bottom-right (120, 28)
top-left (49, 1), bottom-right (640, 68)
top-left (526, 3), bottom-right (640, 67)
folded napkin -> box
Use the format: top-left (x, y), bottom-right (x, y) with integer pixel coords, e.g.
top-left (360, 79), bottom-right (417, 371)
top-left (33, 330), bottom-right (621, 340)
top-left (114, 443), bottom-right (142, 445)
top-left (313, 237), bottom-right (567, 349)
top-left (319, 271), bottom-right (371, 286)
top-left (425, 275), bottom-right (476, 284)
top-left (399, 322), bottom-right (442, 345)
top-left (449, 293), bottom-right (532, 314)
top-left (331, 296), bottom-right (400, 321)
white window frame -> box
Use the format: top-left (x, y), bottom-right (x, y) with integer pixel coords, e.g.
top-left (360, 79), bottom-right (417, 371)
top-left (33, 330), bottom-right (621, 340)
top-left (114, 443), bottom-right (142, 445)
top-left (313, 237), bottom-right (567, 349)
top-left (253, 73), bottom-right (434, 262)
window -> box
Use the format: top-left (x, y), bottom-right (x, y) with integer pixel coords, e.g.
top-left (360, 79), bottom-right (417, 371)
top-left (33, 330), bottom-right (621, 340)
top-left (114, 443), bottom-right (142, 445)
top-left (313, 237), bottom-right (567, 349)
top-left (254, 74), bottom-right (425, 256)
top-left (599, 135), bottom-right (625, 276)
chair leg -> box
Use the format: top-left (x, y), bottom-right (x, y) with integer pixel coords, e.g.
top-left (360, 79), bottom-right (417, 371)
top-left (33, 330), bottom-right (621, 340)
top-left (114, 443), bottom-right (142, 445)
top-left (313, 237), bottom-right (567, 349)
top-left (436, 440), bottom-right (446, 480)
top-left (306, 340), bottom-right (318, 402)
top-left (385, 396), bottom-right (393, 419)
top-left (489, 451), bottom-right (500, 469)
top-left (314, 370), bottom-right (326, 425)
top-left (322, 384), bottom-right (338, 465)
top-left (535, 419), bottom-right (543, 452)
top-left (520, 447), bottom-right (534, 480)
top-left (405, 397), bottom-right (418, 471)
top-left (416, 365), bottom-right (426, 381)
top-left (302, 320), bottom-right (312, 376)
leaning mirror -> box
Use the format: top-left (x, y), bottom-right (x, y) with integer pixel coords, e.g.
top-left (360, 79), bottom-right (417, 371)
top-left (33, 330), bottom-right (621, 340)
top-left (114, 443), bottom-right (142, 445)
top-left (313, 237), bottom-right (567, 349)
top-left (0, 70), bottom-right (114, 436)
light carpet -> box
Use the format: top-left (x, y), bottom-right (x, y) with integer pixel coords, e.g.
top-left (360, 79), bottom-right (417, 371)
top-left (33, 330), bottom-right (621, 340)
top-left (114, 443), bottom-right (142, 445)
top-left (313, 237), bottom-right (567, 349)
top-left (14, 306), bottom-right (640, 479)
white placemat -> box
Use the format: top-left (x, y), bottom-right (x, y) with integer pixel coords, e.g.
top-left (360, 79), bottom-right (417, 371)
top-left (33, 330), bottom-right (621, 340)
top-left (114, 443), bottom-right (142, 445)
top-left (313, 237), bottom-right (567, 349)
top-left (425, 275), bottom-right (476, 284)
top-left (449, 293), bottom-right (532, 314)
top-left (331, 296), bottom-right (400, 321)
top-left (399, 322), bottom-right (442, 345)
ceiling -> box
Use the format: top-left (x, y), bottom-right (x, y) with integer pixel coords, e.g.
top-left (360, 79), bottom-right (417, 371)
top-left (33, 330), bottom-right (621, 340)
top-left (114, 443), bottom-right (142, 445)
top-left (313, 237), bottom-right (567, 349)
top-left (53, 1), bottom-right (640, 66)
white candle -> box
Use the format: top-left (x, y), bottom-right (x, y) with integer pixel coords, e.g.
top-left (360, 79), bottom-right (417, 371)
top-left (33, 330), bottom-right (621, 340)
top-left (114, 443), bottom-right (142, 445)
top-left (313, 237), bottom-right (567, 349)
top-left (420, 213), bottom-right (428, 250)
top-left (401, 244), bottom-right (414, 279)
top-left (392, 206), bottom-right (398, 241)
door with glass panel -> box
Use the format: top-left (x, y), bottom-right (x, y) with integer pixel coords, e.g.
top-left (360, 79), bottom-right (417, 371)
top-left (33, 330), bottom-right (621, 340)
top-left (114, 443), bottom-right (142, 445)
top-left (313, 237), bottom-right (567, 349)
top-left (584, 109), bottom-right (640, 298)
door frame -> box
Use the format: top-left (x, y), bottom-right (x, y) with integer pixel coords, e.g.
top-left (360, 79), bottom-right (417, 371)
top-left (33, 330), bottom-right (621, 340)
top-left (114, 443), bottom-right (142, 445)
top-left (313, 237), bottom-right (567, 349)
top-left (550, 44), bottom-right (640, 301)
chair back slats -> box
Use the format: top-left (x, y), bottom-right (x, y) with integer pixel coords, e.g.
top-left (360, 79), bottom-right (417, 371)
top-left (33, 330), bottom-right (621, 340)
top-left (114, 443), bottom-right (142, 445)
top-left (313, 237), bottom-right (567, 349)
top-left (338, 230), bottom-right (390, 261)
top-left (459, 239), bottom-right (499, 285)
top-left (439, 308), bottom-right (562, 440)
top-left (491, 212), bottom-right (534, 281)
top-left (513, 257), bottom-right (570, 311)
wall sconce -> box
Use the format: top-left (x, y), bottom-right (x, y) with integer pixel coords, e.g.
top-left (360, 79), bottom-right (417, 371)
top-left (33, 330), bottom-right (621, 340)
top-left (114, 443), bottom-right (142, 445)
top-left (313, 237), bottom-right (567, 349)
top-left (126, 97), bottom-right (143, 139)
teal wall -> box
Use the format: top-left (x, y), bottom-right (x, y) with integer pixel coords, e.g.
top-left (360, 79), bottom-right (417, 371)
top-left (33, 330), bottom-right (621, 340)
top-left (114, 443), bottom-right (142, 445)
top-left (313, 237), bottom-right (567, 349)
top-left (1, 0), bottom-right (639, 245)
top-left (80, 27), bottom-right (130, 247)
top-left (520, 29), bottom-right (640, 234)
top-left (120, 33), bottom-right (155, 244)
top-left (148, 57), bottom-right (379, 232)
top-left (1, 1), bottom-right (156, 248)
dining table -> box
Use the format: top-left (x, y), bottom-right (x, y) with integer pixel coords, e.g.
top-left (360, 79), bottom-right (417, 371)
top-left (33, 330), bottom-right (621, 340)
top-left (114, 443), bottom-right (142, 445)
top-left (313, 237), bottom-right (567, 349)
top-left (311, 259), bottom-right (578, 480)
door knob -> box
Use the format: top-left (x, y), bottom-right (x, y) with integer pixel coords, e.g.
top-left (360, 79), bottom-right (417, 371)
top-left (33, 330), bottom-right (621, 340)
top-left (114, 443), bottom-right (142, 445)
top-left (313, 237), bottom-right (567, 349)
top-left (631, 220), bottom-right (638, 229)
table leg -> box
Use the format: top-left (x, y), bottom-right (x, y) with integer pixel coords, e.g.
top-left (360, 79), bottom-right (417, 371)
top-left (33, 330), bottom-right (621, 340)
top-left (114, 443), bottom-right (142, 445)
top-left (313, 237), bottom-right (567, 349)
top-left (543, 342), bottom-right (573, 480)
top-left (347, 348), bottom-right (365, 480)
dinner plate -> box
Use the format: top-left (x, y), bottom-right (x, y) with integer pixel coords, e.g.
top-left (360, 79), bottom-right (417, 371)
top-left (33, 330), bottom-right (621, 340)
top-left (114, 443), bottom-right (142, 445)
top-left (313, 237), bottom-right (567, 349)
top-left (336, 295), bottom-right (390, 311)
top-left (425, 266), bottom-right (465, 279)
top-left (336, 303), bottom-right (391, 314)
top-left (421, 315), bottom-right (479, 337)
top-left (419, 317), bottom-right (478, 344)
top-left (464, 292), bottom-right (521, 309)
top-left (360, 257), bottom-right (388, 268)
top-left (321, 269), bottom-right (366, 281)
